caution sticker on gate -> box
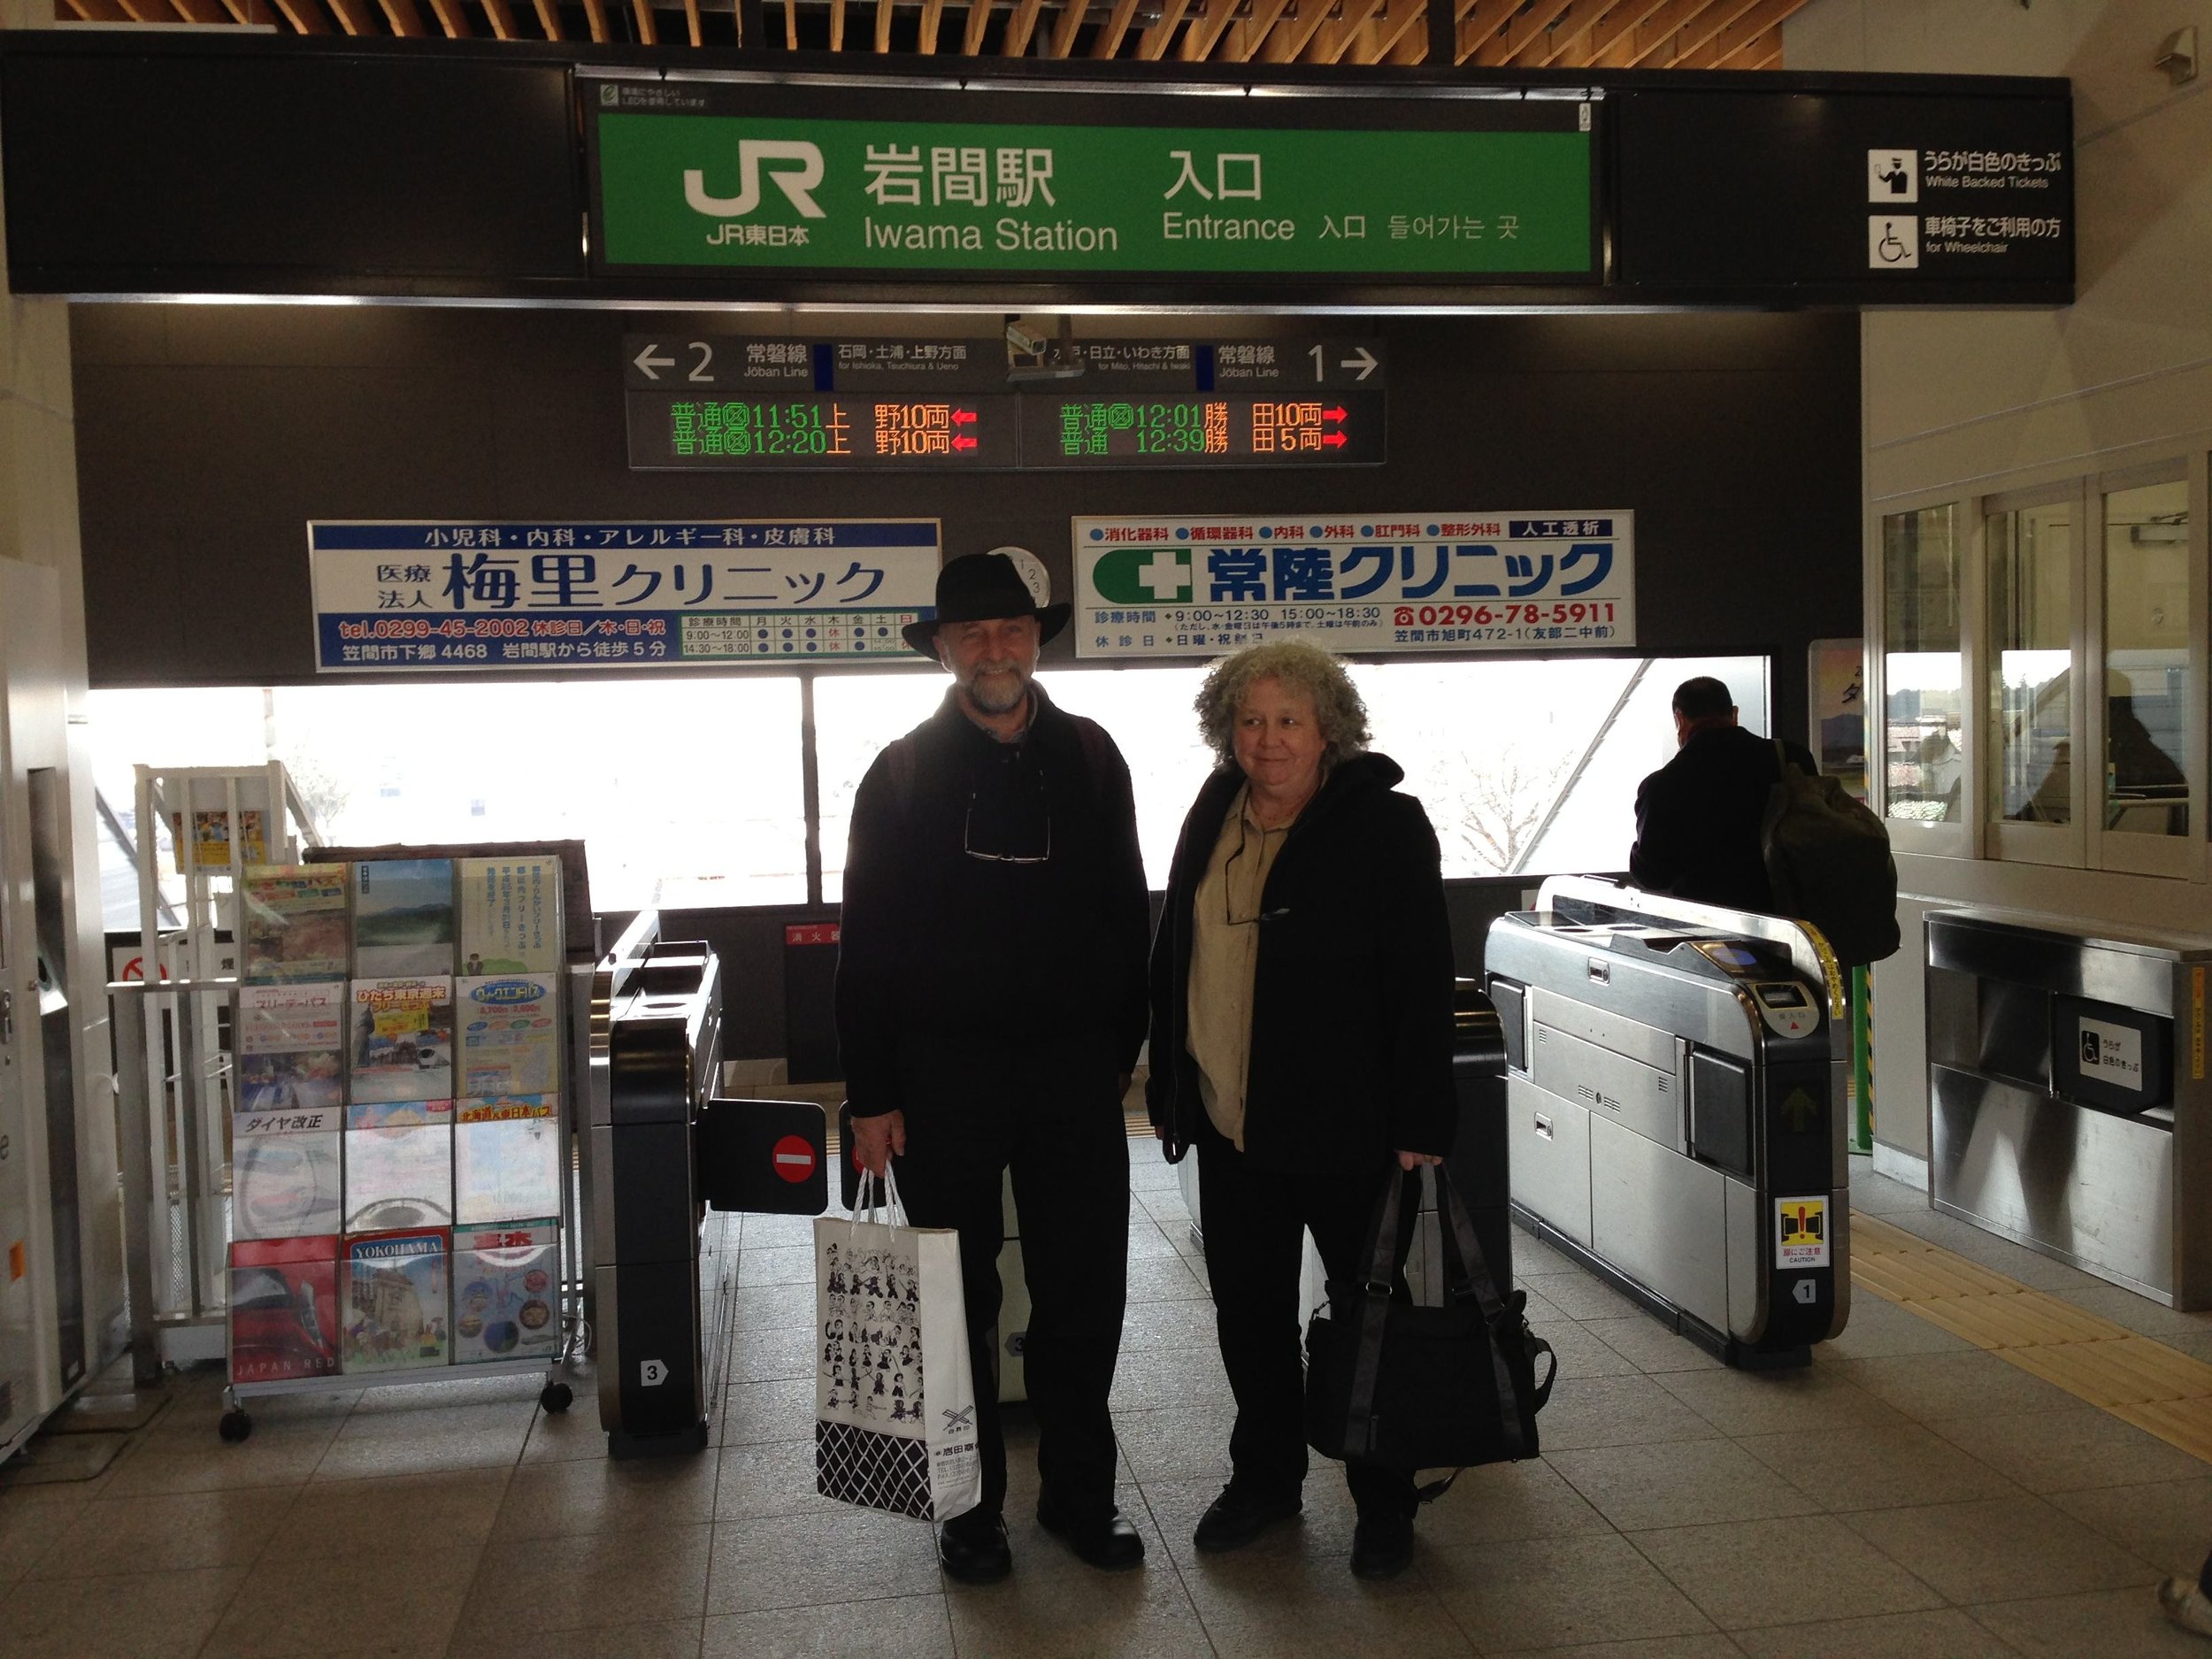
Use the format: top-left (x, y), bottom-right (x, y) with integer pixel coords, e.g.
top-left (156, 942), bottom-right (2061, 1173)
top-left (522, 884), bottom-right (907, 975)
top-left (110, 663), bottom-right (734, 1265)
top-left (1776, 1197), bottom-right (1830, 1269)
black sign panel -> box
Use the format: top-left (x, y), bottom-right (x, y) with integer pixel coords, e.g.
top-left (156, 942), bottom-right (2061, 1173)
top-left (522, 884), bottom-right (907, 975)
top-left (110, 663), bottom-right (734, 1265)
top-left (1019, 392), bottom-right (1385, 467)
top-left (626, 391), bottom-right (1015, 470)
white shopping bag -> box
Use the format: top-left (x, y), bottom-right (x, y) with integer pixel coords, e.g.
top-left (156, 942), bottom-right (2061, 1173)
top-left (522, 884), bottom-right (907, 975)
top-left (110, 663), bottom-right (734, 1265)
top-left (814, 1168), bottom-right (981, 1521)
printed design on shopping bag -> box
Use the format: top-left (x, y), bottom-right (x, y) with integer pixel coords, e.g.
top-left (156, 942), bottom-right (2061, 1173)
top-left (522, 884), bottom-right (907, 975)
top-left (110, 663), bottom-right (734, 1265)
top-left (818, 1237), bottom-right (926, 1427)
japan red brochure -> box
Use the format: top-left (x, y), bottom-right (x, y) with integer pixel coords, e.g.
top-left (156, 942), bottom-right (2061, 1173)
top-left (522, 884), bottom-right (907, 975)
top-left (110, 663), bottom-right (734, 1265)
top-left (454, 1094), bottom-right (562, 1225)
top-left (237, 980), bottom-right (346, 1114)
top-left (349, 975), bottom-right (455, 1103)
top-left (228, 1235), bottom-right (342, 1384)
top-left (343, 1228), bottom-right (450, 1372)
top-left (242, 864), bottom-right (351, 983)
top-left (458, 856), bottom-right (564, 975)
top-left (342, 1100), bottom-right (454, 1233)
top-left (351, 858), bottom-right (456, 978)
top-left (452, 1221), bottom-right (561, 1364)
top-left (234, 1104), bottom-right (344, 1241)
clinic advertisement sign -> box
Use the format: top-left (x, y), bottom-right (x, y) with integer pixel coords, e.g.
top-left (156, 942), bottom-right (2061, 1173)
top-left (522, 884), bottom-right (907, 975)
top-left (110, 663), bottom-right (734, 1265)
top-left (1071, 512), bottom-right (1634, 660)
top-left (588, 81), bottom-right (1594, 281)
top-left (308, 519), bottom-right (941, 672)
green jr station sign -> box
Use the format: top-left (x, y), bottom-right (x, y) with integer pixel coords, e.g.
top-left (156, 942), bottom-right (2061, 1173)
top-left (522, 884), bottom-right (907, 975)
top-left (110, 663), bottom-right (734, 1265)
top-left (588, 81), bottom-right (1596, 283)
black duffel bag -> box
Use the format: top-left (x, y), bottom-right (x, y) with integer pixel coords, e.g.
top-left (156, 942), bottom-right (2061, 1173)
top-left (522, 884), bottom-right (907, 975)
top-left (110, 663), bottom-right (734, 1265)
top-left (1304, 1164), bottom-right (1555, 1495)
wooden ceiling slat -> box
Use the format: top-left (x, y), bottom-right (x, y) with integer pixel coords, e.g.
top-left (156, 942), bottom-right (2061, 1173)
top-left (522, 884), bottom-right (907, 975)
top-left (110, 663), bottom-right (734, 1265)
top-left (1046, 0), bottom-right (1088, 56)
top-left (531, 0), bottom-right (562, 36)
top-left (1133, 0), bottom-right (1189, 59)
top-left (66, 0), bottom-right (134, 19)
top-left (1473, 0), bottom-right (1573, 65)
top-left (874, 0), bottom-right (894, 48)
top-left (1309, 0), bottom-right (1385, 66)
top-left (580, 0), bottom-right (610, 42)
top-left (1089, 0), bottom-right (1141, 54)
top-left (112, 0), bottom-right (165, 20)
top-left (1575, 0), bottom-right (1668, 65)
top-left (826, 0), bottom-right (844, 48)
top-left (1222, 0), bottom-right (1287, 64)
top-left (960, 0), bottom-right (994, 51)
top-left (1730, 21), bottom-right (1782, 66)
top-left (918, 0), bottom-right (945, 50)
top-left (1528, 0), bottom-right (1601, 65)
top-left (266, 0), bottom-right (332, 26)
top-left (1179, 0), bottom-right (1242, 60)
top-left (379, 0), bottom-right (429, 34)
top-left (1453, 0), bottom-right (1517, 65)
top-left (1709, 0), bottom-right (1803, 62)
top-left (480, 0), bottom-right (518, 35)
top-left (1259, 0), bottom-right (1334, 65)
top-left (683, 0), bottom-right (702, 43)
top-left (1002, 0), bottom-right (1045, 54)
top-left (1666, 0), bottom-right (1764, 63)
top-left (428, 0), bottom-right (473, 35)
top-left (325, 0), bottom-right (377, 33)
top-left (167, 0), bottom-right (228, 19)
top-left (1606, 0), bottom-right (1701, 67)
top-left (630, 0), bottom-right (658, 40)
top-left (1363, 0), bottom-right (1428, 65)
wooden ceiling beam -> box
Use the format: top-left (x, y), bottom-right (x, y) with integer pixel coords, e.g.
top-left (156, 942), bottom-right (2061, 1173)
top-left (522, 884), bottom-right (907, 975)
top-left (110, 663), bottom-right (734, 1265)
top-left (1453, 0), bottom-right (1517, 65)
top-left (1363, 0), bottom-right (1428, 65)
top-left (65, 0), bottom-right (133, 19)
top-left (785, 0), bottom-right (799, 45)
top-left (480, 0), bottom-right (517, 35)
top-left (325, 0), bottom-right (377, 32)
top-left (1667, 0), bottom-right (1765, 63)
top-left (1179, 0), bottom-right (1242, 60)
top-left (960, 0), bottom-right (995, 51)
top-left (112, 0), bottom-right (166, 20)
top-left (917, 0), bottom-right (945, 49)
top-left (630, 0), bottom-right (658, 41)
top-left (1574, 0), bottom-right (1668, 65)
top-left (1729, 21), bottom-right (1782, 66)
top-left (580, 0), bottom-right (610, 42)
top-left (1308, 0), bottom-right (1384, 66)
top-left (1088, 0), bottom-right (1141, 56)
top-left (1709, 0), bottom-right (1804, 63)
top-left (1473, 0), bottom-right (1573, 65)
top-left (1605, 0), bottom-right (1702, 66)
top-left (1134, 0), bottom-right (1189, 60)
top-left (378, 0), bottom-right (428, 32)
top-left (875, 0), bottom-right (895, 47)
top-left (1258, 0), bottom-right (1333, 65)
top-left (531, 0), bottom-right (562, 36)
top-left (427, 0), bottom-right (472, 34)
top-left (1219, 0), bottom-right (1287, 64)
top-left (1528, 0), bottom-right (1601, 65)
top-left (1046, 0), bottom-right (1088, 57)
top-left (166, 0), bottom-right (228, 22)
top-left (682, 0), bottom-right (702, 43)
top-left (1002, 0), bottom-right (1045, 53)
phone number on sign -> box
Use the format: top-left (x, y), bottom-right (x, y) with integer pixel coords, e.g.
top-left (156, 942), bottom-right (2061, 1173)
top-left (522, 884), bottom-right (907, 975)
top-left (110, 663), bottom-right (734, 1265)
top-left (334, 617), bottom-right (672, 641)
top-left (1393, 603), bottom-right (1617, 627)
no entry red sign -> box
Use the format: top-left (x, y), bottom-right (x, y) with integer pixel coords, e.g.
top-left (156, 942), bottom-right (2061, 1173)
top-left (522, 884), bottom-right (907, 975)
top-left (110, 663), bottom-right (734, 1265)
top-left (772, 1134), bottom-right (818, 1184)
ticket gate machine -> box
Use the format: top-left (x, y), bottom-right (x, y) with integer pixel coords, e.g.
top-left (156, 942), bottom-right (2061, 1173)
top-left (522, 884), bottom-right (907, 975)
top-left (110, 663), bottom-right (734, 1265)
top-left (1486, 877), bottom-right (1848, 1367)
top-left (588, 912), bottom-right (827, 1456)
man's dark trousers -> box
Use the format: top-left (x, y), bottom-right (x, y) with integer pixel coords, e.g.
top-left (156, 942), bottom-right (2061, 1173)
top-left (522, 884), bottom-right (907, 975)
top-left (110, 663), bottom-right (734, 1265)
top-left (1194, 1116), bottom-right (1418, 1518)
top-left (893, 1045), bottom-right (1130, 1527)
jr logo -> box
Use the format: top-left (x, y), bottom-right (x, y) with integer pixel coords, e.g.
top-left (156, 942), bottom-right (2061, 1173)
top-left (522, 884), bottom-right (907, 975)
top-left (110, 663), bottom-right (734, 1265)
top-left (684, 141), bottom-right (827, 219)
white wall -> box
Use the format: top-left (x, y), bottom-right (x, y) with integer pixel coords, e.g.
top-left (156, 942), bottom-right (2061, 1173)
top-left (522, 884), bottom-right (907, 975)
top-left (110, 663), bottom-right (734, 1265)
top-left (1789, 0), bottom-right (2212, 1175)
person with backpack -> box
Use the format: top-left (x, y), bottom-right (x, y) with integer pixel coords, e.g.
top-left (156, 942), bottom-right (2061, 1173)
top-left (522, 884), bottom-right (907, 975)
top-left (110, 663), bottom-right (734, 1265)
top-left (837, 549), bottom-right (1153, 1584)
top-left (1630, 677), bottom-right (1818, 913)
top-left (1630, 675), bottom-right (1900, 966)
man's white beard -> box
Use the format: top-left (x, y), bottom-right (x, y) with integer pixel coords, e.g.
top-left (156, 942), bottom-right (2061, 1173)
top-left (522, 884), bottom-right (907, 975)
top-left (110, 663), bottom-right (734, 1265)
top-left (967, 667), bottom-right (1030, 715)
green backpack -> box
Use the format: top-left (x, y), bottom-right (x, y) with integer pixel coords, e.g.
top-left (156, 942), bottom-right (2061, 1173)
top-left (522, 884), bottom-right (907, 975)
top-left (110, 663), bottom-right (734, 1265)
top-left (1761, 740), bottom-right (1901, 967)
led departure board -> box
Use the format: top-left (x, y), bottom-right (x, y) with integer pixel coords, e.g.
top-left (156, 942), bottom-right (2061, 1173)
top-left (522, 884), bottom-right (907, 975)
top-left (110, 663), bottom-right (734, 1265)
top-left (626, 391), bottom-right (1016, 470)
top-left (1022, 393), bottom-right (1385, 468)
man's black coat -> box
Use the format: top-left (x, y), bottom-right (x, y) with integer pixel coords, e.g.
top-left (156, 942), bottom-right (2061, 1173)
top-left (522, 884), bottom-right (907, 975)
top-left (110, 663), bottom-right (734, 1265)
top-left (1630, 723), bottom-right (1819, 914)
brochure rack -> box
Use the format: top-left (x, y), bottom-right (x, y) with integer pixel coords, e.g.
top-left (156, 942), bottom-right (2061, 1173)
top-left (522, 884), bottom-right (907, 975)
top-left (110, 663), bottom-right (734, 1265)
top-left (211, 844), bottom-right (592, 1441)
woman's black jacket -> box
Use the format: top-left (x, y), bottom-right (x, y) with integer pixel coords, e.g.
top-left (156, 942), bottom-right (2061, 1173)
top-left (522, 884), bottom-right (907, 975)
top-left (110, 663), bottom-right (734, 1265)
top-left (1144, 751), bottom-right (1456, 1175)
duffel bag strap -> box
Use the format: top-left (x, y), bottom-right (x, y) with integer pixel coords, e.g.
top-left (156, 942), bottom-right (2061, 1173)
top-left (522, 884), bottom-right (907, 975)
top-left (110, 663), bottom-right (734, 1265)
top-left (1431, 1166), bottom-right (1534, 1456)
top-left (1339, 1167), bottom-right (1416, 1460)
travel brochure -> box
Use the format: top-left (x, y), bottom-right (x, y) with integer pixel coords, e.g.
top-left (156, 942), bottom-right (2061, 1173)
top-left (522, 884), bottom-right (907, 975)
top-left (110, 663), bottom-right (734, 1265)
top-left (348, 975), bottom-right (455, 1104)
top-left (457, 975), bottom-right (560, 1097)
top-left (351, 858), bottom-right (456, 978)
top-left (458, 856), bottom-right (563, 975)
top-left (236, 981), bottom-right (347, 1113)
top-left (342, 1100), bottom-right (454, 1233)
top-left (454, 1095), bottom-right (563, 1225)
top-left (228, 1235), bottom-right (342, 1384)
top-left (452, 1221), bottom-right (561, 1364)
top-left (343, 1229), bottom-right (450, 1372)
top-left (232, 1107), bottom-right (343, 1241)
top-left (241, 865), bottom-right (350, 982)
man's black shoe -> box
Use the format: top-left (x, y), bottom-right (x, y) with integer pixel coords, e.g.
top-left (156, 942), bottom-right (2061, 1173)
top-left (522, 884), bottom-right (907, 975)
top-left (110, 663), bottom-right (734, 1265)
top-left (1192, 1486), bottom-right (1302, 1554)
top-left (937, 1512), bottom-right (1012, 1584)
top-left (1349, 1512), bottom-right (1415, 1581)
top-left (1035, 1498), bottom-right (1146, 1571)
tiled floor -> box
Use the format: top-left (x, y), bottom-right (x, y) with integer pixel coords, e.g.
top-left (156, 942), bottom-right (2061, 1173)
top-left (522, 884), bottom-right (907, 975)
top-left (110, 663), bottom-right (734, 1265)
top-left (4, 1156), bottom-right (2212, 1657)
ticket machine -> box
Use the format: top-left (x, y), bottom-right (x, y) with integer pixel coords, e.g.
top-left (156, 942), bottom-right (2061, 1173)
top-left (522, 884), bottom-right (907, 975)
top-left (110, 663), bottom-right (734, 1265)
top-left (1486, 876), bottom-right (1848, 1367)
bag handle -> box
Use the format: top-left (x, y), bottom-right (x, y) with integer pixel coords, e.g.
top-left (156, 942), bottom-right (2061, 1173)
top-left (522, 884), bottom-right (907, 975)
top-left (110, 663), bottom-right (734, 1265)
top-left (1427, 1165), bottom-right (1538, 1460)
top-left (1338, 1166), bottom-right (1415, 1460)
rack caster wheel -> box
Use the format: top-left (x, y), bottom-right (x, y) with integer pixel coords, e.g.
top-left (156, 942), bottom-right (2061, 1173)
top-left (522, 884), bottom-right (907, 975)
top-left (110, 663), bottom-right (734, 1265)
top-left (219, 1409), bottom-right (252, 1443)
top-left (540, 1382), bottom-right (573, 1413)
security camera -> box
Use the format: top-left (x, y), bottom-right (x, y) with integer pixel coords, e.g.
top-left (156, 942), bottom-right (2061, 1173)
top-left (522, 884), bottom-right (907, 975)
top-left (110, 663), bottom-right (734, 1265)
top-left (1005, 318), bottom-right (1050, 357)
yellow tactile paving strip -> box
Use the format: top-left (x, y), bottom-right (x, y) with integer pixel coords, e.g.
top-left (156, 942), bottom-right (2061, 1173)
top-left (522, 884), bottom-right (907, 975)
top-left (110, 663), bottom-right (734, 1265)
top-left (1851, 1210), bottom-right (2212, 1463)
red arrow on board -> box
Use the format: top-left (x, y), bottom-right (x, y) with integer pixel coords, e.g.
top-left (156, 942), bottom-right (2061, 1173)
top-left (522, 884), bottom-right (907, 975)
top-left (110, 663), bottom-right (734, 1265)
top-left (952, 408), bottom-right (979, 425)
top-left (953, 434), bottom-right (979, 450)
top-left (1322, 405), bottom-right (1348, 422)
top-left (1321, 431), bottom-right (1348, 449)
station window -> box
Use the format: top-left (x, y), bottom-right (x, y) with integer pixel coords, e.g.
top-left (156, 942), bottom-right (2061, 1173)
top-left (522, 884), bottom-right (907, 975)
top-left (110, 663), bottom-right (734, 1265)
top-left (1986, 495), bottom-right (2078, 833)
top-left (1881, 503), bottom-right (1964, 825)
top-left (2101, 478), bottom-right (2191, 840)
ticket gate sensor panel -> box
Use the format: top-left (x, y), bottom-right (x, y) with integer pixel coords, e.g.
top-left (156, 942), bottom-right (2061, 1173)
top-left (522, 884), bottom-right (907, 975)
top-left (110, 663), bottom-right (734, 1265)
top-left (1486, 876), bottom-right (1848, 1369)
top-left (588, 913), bottom-right (827, 1458)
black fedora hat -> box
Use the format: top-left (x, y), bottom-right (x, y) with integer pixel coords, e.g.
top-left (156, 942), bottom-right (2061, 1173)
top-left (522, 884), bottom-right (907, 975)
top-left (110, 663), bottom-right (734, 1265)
top-left (902, 549), bottom-right (1071, 657)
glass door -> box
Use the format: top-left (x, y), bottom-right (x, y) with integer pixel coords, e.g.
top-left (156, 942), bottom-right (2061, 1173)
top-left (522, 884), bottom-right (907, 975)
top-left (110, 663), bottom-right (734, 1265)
top-left (2096, 473), bottom-right (2196, 875)
top-left (1986, 493), bottom-right (2083, 864)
